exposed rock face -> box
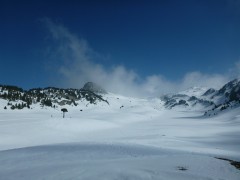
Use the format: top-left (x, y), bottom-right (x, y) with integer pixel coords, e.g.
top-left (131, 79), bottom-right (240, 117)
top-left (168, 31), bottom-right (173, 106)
top-left (82, 82), bottom-right (107, 94)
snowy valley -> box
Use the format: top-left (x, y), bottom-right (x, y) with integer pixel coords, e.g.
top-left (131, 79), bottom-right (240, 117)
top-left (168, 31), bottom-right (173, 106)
top-left (0, 80), bottom-right (240, 179)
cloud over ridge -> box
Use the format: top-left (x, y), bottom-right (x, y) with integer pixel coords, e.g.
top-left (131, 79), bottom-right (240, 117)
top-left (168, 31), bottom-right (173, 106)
top-left (43, 19), bottom-right (236, 97)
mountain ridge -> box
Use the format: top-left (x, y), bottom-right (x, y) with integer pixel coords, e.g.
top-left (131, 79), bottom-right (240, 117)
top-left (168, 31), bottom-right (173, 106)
top-left (160, 78), bottom-right (240, 114)
top-left (1, 79), bottom-right (240, 116)
top-left (0, 82), bottom-right (109, 110)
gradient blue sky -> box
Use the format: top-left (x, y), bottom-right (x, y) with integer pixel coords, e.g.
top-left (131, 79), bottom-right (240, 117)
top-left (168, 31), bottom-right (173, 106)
top-left (0, 0), bottom-right (240, 95)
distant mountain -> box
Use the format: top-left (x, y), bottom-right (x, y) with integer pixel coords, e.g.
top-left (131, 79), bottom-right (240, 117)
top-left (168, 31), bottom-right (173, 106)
top-left (81, 82), bottom-right (107, 94)
top-left (179, 87), bottom-right (208, 97)
top-left (202, 88), bottom-right (216, 96)
top-left (203, 79), bottom-right (240, 116)
top-left (161, 79), bottom-right (240, 116)
top-left (1, 79), bottom-right (239, 115)
top-left (0, 83), bottom-right (109, 110)
top-left (161, 92), bottom-right (214, 110)
top-left (160, 86), bottom-right (214, 110)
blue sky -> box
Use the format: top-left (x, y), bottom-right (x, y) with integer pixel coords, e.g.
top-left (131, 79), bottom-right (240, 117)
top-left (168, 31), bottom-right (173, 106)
top-left (0, 0), bottom-right (240, 96)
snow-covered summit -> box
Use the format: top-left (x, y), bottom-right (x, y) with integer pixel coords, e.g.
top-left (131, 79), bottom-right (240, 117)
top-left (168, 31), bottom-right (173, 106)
top-left (179, 86), bottom-right (208, 97)
top-left (161, 79), bottom-right (240, 113)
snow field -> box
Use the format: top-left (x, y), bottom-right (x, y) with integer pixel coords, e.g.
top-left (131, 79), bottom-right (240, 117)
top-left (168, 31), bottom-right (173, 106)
top-left (0, 94), bottom-right (239, 179)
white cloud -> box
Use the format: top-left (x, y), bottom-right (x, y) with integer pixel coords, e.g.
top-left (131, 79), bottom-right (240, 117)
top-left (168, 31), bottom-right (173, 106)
top-left (43, 19), bottom-right (235, 97)
top-left (181, 72), bottom-right (229, 90)
top-left (234, 60), bottom-right (240, 78)
top-left (140, 75), bottom-right (177, 95)
top-left (225, 60), bottom-right (240, 80)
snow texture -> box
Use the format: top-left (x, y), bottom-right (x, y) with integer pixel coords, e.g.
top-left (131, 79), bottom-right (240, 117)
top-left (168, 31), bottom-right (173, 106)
top-left (0, 92), bottom-right (240, 179)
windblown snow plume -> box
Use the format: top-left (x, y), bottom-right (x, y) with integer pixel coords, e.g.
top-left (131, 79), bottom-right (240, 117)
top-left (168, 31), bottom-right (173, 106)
top-left (43, 19), bottom-right (234, 97)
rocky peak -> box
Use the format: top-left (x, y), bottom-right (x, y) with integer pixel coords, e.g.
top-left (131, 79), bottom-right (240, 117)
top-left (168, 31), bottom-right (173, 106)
top-left (82, 82), bottom-right (107, 94)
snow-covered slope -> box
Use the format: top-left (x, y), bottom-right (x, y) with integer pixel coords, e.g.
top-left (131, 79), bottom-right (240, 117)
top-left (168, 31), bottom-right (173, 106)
top-left (1, 143), bottom-right (239, 180)
top-left (203, 79), bottom-right (240, 116)
top-left (0, 79), bottom-right (240, 179)
top-left (0, 83), bottom-right (109, 111)
top-left (161, 87), bottom-right (214, 110)
top-left (179, 86), bottom-right (208, 97)
top-left (1, 79), bottom-right (240, 115)
top-left (0, 94), bottom-right (240, 179)
top-left (161, 79), bottom-right (240, 114)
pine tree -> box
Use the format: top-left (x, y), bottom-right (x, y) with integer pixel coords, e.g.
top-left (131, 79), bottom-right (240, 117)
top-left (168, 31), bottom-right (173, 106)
top-left (17, 103), bottom-right (21, 109)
